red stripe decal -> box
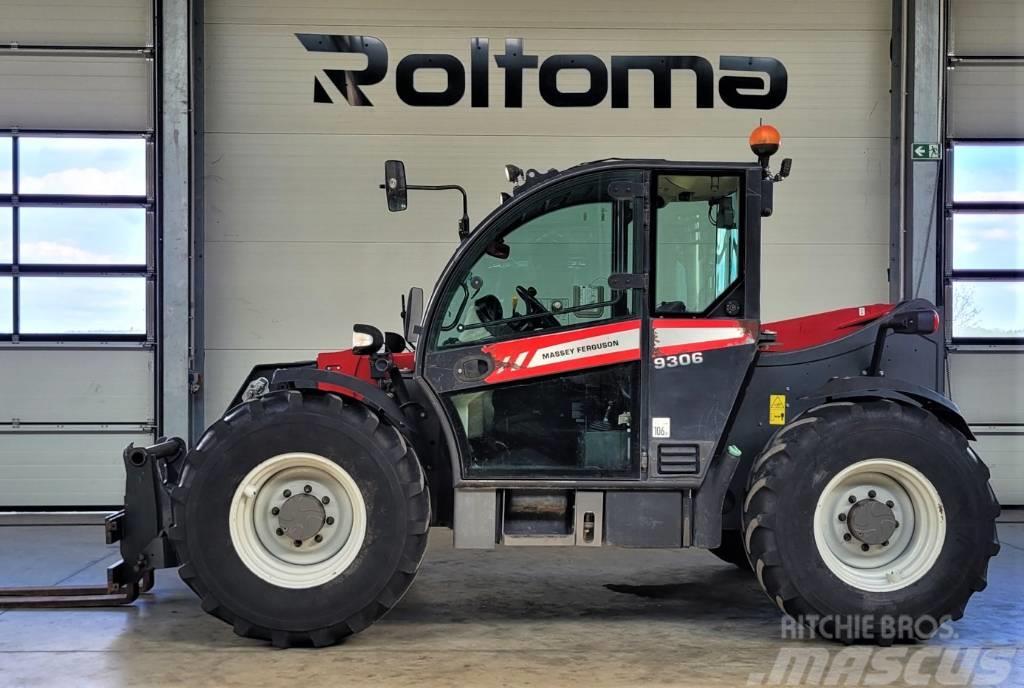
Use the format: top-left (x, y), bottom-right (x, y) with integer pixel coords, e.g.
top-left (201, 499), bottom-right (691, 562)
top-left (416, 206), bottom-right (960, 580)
top-left (482, 319), bottom-right (641, 383)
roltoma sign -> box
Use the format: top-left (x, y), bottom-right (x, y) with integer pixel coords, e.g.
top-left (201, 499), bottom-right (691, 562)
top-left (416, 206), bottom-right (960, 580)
top-left (297, 34), bottom-right (788, 110)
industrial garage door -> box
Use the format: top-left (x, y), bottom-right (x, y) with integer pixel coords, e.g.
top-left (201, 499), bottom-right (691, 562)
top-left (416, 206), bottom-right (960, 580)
top-left (201, 0), bottom-right (894, 423)
top-left (0, 0), bottom-right (156, 507)
top-left (945, 0), bottom-right (1024, 505)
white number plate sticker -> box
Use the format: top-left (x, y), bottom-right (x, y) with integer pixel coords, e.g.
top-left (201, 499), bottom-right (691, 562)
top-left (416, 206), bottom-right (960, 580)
top-left (652, 417), bottom-right (671, 438)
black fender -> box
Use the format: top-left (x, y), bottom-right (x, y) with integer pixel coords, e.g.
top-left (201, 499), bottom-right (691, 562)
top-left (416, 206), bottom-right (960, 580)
top-left (809, 375), bottom-right (975, 441)
top-left (228, 360), bottom-right (315, 411)
top-left (267, 366), bottom-right (420, 436)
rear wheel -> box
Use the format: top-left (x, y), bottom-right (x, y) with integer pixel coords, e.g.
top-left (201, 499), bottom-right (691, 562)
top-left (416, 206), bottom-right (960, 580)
top-left (171, 390), bottom-right (430, 647)
top-left (743, 400), bottom-right (999, 643)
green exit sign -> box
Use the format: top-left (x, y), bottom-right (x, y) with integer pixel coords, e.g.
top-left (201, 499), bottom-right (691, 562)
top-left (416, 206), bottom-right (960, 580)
top-left (912, 143), bottom-right (941, 161)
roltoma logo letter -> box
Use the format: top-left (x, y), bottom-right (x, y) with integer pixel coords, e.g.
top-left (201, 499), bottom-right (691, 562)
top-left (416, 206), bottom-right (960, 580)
top-left (296, 34), bottom-right (788, 110)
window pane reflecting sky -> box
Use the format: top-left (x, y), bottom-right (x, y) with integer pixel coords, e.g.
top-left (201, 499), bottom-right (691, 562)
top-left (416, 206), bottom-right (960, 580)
top-left (953, 213), bottom-right (1024, 271)
top-left (0, 137), bottom-right (11, 194)
top-left (20, 277), bottom-right (146, 335)
top-left (18, 137), bottom-right (146, 196)
top-left (953, 144), bottom-right (1024, 203)
top-left (20, 208), bottom-right (146, 265)
top-left (0, 208), bottom-right (11, 264)
top-left (0, 277), bottom-right (10, 334)
top-left (952, 281), bottom-right (1024, 338)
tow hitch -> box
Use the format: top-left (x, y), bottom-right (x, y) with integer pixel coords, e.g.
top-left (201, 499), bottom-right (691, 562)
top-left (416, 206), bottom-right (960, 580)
top-left (0, 438), bottom-right (186, 608)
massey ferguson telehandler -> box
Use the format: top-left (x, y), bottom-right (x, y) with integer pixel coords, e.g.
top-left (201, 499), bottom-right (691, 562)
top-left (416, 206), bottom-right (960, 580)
top-left (1, 126), bottom-right (999, 648)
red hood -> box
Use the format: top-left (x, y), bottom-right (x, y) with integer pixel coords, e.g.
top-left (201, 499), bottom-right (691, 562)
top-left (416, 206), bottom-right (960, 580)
top-left (317, 348), bottom-right (416, 382)
top-left (760, 303), bottom-right (894, 352)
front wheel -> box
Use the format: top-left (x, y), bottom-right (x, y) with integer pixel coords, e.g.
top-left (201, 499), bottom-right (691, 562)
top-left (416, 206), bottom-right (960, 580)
top-left (171, 390), bottom-right (430, 647)
top-left (743, 400), bottom-right (1000, 643)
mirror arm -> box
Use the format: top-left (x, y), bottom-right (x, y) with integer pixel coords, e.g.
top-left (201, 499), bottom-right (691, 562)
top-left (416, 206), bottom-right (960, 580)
top-left (408, 184), bottom-right (471, 240)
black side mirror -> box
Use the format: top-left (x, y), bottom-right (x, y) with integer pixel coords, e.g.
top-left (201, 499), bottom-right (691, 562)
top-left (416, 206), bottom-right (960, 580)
top-left (403, 287), bottom-right (424, 345)
top-left (383, 160), bottom-right (408, 212)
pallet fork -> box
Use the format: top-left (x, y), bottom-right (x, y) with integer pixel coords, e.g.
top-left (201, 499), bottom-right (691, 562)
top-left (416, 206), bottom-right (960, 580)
top-left (0, 438), bottom-right (185, 608)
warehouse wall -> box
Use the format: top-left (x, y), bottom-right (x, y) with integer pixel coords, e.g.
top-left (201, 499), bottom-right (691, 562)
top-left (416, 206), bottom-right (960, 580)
top-left (202, 0), bottom-right (894, 422)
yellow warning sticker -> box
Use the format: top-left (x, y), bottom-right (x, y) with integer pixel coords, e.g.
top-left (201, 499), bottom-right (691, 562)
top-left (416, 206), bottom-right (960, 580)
top-left (769, 394), bottom-right (787, 425)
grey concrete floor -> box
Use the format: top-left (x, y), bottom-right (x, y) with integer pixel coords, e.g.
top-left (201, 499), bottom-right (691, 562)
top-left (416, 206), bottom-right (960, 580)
top-left (0, 523), bottom-right (1021, 687)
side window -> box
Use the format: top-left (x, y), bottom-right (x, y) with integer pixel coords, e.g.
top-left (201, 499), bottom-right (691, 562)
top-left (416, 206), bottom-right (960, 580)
top-left (433, 173), bottom-right (636, 349)
top-left (653, 174), bottom-right (742, 315)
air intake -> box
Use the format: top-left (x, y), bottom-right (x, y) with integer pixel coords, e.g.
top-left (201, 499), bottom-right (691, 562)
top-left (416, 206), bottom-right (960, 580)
top-left (657, 444), bottom-right (700, 475)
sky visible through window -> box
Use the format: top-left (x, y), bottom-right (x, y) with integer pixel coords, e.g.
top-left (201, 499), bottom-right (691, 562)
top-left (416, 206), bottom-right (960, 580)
top-left (1, 137), bottom-right (148, 335)
top-left (953, 145), bottom-right (1024, 203)
top-left (0, 137), bottom-right (11, 194)
top-left (951, 144), bottom-right (1024, 339)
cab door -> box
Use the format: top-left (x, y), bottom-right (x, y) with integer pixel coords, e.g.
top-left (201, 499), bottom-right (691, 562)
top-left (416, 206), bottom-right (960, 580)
top-left (645, 170), bottom-right (762, 479)
top-left (419, 169), bottom-right (646, 481)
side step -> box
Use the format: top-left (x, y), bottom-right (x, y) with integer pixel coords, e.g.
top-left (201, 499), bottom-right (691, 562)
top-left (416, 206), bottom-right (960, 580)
top-left (0, 438), bottom-right (185, 609)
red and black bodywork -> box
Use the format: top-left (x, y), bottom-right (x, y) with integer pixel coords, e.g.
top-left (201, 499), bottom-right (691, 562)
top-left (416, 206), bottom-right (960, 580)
top-left (231, 157), bottom-right (964, 550)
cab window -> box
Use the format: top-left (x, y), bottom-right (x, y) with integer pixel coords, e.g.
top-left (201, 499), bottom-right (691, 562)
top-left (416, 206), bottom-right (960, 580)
top-left (653, 174), bottom-right (742, 315)
top-left (432, 172), bottom-right (639, 349)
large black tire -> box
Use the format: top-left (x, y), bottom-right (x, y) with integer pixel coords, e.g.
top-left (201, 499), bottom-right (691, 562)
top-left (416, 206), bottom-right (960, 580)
top-left (709, 529), bottom-right (753, 571)
top-left (742, 400), bottom-right (1000, 643)
top-left (170, 390), bottom-right (430, 647)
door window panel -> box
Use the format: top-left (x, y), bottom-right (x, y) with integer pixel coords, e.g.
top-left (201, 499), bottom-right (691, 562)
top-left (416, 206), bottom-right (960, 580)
top-left (433, 172), bottom-right (636, 349)
top-left (0, 208), bottom-right (11, 264)
top-left (19, 276), bottom-right (147, 335)
top-left (452, 364), bottom-right (636, 478)
top-left (653, 174), bottom-right (741, 315)
top-left (19, 208), bottom-right (147, 265)
top-left (951, 281), bottom-right (1024, 339)
top-left (952, 144), bottom-right (1024, 203)
top-left (18, 137), bottom-right (147, 196)
top-left (952, 213), bottom-right (1024, 271)
top-left (0, 136), bottom-right (11, 194)
top-left (0, 277), bottom-right (11, 334)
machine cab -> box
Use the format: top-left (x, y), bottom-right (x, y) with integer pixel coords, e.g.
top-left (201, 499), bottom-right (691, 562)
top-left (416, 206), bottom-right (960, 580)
top-left (416, 159), bottom-right (770, 487)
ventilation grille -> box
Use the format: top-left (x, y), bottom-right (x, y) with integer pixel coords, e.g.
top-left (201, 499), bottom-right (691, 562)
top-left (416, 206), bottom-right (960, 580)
top-left (657, 444), bottom-right (700, 475)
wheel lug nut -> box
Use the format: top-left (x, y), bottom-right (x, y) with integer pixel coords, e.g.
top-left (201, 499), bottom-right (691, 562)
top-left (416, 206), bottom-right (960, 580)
top-left (886, 500), bottom-right (894, 508)
top-left (843, 533), bottom-right (852, 542)
top-left (293, 540), bottom-right (302, 548)
top-left (275, 528), bottom-right (284, 536)
top-left (304, 485), bottom-right (312, 494)
top-left (868, 490), bottom-right (877, 499)
top-left (882, 540), bottom-right (889, 547)
top-left (326, 516), bottom-right (335, 526)
top-left (894, 521), bottom-right (900, 528)
top-left (271, 507), bottom-right (280, 516)
top-left (848, 495), bottom-right (857, 504)
top-left (838, 513), bottom-right (847, 522)
top-left (283, 489), bottom-right (292, 498)
top-left (322, 496), bottom-right (330, 505)
top-left (861, 543), bottom-right (870, 552)
top-left (314, 534), bottom-right (323, 543)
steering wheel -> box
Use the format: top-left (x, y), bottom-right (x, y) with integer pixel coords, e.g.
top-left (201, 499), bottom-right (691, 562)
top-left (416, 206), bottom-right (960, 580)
top-left (516, 285), bottom-right (561, 330)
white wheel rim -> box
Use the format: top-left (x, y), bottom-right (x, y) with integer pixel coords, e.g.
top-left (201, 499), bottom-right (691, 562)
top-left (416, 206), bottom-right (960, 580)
top-left (229, 452), bottom-right (367, 589)
top-left (813, 458), bottom-right (945, 593)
